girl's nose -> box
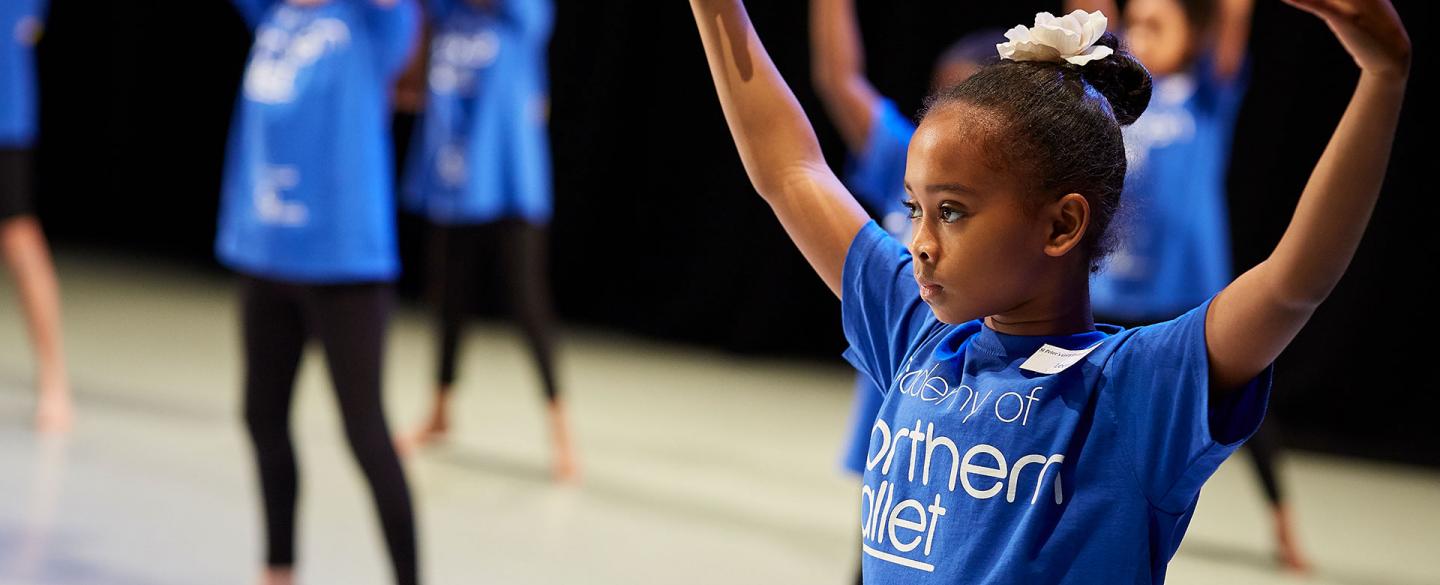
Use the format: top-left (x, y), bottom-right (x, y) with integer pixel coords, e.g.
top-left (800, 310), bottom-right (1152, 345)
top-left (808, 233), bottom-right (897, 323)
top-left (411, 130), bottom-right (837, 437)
top-left (911, 226), bottom-right (935, 263)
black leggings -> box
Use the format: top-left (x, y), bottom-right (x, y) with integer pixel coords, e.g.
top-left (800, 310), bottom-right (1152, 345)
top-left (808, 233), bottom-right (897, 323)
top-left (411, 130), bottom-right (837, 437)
top-left (428, 220), bottom-right (559, 402)
top-left (1246, 421), bottom-right (1284, 505)
top-left (240, 277), bottom-right (418, 585)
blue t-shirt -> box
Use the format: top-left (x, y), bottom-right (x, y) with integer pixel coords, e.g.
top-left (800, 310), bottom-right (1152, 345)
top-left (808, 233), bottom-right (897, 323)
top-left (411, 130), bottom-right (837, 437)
top-left (842, 221), bottom-right (1270, 583)
top-left (1092, 55), bottom-right (1249, 321)
top-left (839, 97), bottom-right (920, 475)
top-left (0, 0), bottom-right (46, 148)
top-left (403, 0), bottom-right (553, 225)
top-left (216, 0), bottom-right (419, 283)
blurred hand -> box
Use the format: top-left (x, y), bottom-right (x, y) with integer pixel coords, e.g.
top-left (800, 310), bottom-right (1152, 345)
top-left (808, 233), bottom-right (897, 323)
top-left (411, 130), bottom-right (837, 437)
top-left (1281, 0), bottom-right (1411, 79)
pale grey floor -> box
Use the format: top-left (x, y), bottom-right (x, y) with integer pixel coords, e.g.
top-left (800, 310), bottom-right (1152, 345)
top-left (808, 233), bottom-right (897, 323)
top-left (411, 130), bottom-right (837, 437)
top-left (0, 252), bottom-right (1436, 585)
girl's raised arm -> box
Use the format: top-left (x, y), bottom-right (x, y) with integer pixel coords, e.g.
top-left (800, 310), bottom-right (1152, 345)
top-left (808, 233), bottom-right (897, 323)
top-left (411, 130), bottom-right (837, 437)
top-left (689, 0), bottom-right (870, 297)
top-left (1206, 0), bottom-right (1410, 391)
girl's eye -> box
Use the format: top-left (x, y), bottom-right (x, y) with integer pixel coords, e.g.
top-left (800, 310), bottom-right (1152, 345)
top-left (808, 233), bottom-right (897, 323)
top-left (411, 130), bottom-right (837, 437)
top-left (903, 201), bottom-right (921, 220)
top-left (939, 205), bottom-right (966, 223)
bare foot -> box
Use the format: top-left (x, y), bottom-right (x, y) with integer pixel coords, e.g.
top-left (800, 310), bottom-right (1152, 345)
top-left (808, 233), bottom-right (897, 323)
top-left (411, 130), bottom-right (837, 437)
top-left (34, 382), bottom-right (73, 435)
top-left (1274, 505), bottom-right (1310, 574)
top-left (396, 388), bottom-right (451, 458)
top-left (548, 400), bottom-right (579, 483)
top-left (256, 566), bottom-right (294, 585)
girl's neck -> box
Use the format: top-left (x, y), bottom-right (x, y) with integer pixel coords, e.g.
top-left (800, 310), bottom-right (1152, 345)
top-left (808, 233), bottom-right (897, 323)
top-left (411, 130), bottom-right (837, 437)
top-left (982, 268), bottom-right (1095, 337)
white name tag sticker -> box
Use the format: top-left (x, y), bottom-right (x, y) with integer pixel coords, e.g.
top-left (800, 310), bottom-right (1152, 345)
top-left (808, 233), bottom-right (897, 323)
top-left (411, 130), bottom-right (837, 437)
top-left (1019, 342), bottom-right (1103, 375)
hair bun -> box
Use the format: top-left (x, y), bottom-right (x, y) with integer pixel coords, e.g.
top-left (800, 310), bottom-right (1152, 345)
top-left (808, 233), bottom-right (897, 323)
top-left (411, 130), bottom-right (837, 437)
top-left (1079, 33), bottom-right (1152, 126)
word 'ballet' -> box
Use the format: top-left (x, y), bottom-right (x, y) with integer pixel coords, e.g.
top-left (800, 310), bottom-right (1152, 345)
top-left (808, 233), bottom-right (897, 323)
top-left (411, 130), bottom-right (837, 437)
top-left (860, 417), bottom-right (1066, 571)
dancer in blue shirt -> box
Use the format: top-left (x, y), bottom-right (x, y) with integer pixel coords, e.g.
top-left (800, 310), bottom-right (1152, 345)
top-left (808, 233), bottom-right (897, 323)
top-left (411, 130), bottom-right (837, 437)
top-left (218, 1), bottom-right (421, 584)
top-left (688, 0), bottom-right (1408, 581)
top-left (396, 0), bottom-right (576, 480)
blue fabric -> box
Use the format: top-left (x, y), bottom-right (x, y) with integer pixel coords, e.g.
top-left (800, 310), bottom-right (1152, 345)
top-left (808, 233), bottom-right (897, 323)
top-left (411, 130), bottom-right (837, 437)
top-left (842, 221), bottom-right (1270, 583)
top-left (1092, 54), bottom-right (1250, 321)
top-left (216, 0), bottom-right (420, 283)
top-left (845, 98), bottom-right (914, 235)
top-left (403, 0), bottom-right (554, 224)
top-left (0, 0), bottom-right (46, 147)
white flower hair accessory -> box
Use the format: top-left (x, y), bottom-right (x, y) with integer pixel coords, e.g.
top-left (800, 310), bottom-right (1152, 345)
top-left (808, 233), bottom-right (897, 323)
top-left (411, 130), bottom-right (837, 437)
top-left (997, 10), bottom-right (1113, 66)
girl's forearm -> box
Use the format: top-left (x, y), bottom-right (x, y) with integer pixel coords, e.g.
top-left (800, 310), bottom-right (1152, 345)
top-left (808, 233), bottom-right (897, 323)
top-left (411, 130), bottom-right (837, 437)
top-left (690, 0), bottom-right (868, 297)
top-left (1263, 72), bottom-right (1406, 307)
top-left (689, 0), bottom-right (830, 200)
top-left (1207, 71), bottom-right (1405, 391)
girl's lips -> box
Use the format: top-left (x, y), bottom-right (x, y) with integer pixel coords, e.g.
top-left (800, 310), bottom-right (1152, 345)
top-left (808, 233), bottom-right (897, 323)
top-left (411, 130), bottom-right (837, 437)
top-left (917, 278), bottom-right (943, 299)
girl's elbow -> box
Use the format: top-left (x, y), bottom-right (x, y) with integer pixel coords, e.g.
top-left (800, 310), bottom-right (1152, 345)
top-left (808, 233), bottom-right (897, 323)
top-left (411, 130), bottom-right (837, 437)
top-left (752, 165), bottom-right (824, 204)
top-left (1252, 260), bottom-right (1332, 314)
top-left (1269, 277), bottom-right (1332, 314)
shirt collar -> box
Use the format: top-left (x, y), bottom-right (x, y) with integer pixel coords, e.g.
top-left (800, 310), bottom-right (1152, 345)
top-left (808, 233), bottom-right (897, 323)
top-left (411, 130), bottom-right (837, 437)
top-left (935, 319), bottom-right (1120, 362)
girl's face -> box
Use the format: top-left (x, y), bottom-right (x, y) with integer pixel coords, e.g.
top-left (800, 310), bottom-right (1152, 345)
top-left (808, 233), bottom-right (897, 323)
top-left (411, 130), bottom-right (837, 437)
top-left (1124, 0), bottom-right (1195, 76)
top-left (903, 104), bottom-right (1088, 325)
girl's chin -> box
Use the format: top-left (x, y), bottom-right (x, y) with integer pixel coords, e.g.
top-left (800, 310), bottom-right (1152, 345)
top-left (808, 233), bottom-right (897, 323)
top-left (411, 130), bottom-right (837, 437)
top-left (927, 303), bottom-right (981, 326)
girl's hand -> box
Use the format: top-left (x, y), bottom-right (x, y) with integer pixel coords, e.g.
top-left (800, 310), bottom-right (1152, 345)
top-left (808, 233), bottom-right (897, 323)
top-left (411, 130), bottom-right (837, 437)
top-left (1281, 0), bottom-right (1411, 79)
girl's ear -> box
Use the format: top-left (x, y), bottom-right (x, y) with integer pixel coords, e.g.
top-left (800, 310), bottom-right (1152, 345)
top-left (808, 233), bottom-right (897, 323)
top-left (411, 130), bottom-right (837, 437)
top-left (1043, 193), bottom-right (1090, 258)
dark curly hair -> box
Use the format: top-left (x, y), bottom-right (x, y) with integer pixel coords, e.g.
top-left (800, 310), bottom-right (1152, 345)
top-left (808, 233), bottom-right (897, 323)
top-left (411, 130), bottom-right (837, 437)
top-left (921, 32), bottom-right (1152, 270)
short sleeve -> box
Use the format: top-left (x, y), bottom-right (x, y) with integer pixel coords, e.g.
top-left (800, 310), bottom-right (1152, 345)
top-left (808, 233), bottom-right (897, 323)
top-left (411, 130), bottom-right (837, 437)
top-left (230, 0), bottom-right (279, 31)
top-left (1102, 296), bottom-right (1271, 514)
top-left (363, 0), bottom-right (422, 78)
top-left (840, 221), bottom-right (936, 394)
top-left (845, 98), bottom-right (914, 215)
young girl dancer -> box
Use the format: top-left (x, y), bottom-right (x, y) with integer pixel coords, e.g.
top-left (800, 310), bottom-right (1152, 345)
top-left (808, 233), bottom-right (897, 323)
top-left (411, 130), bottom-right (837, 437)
top-left (218, 1), bottom-right (421, 584)
top-left (688, 0), bottom-right (1408, 581)
top-left (398, 0), bottom-right (577, 480)
top-left (1, 0), bottom-right (71, 434)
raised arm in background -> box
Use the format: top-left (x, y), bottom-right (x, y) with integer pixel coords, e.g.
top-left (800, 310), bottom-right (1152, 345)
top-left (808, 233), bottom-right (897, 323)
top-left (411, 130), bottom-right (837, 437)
top-left (808, 0), bottom-right (883, 152)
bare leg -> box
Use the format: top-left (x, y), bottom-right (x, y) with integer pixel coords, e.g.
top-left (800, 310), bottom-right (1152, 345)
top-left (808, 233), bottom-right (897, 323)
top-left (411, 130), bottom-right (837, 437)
top-left (397, 385), bottom-right (453, 458)
top-left (1, 215), bottom-right (71, 434)
top-left (1273, 504), bottom-right (1309, 573)
top-left (255, 567), bottom-right (295, 585)
top-left (547, 398), bottom-right (578, 482)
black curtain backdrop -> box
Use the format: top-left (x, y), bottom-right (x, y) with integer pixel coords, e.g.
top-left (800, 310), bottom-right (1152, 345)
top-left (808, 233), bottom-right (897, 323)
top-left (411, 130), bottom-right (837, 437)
top-left (30, 0), bottom-right (1436, 464)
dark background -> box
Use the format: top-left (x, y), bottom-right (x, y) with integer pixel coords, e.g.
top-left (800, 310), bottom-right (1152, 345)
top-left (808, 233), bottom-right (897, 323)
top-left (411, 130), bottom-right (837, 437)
top-left (27, 1), bottom-right (1436, 464)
